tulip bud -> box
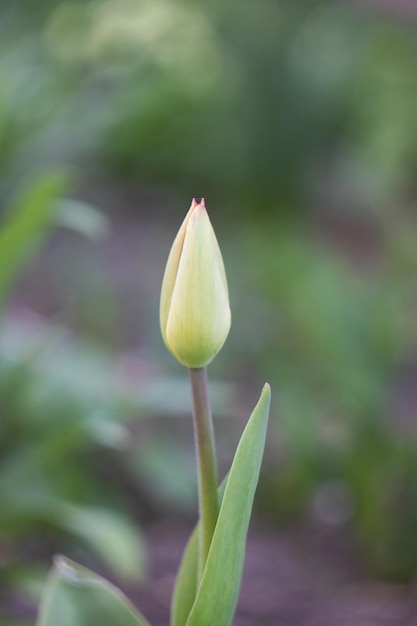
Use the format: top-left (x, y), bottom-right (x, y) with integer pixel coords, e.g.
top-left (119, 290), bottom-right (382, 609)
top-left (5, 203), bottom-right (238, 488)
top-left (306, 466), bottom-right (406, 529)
top-left (160, 199), bottom-right (231, 368)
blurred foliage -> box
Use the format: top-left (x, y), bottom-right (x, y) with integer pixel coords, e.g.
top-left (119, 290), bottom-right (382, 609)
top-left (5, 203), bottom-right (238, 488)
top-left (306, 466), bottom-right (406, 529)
top-left (0, 313), bottom-right (146, 580)
top-left (236, 210), bottom-right (417, 581)
top-left (0, 182), bottom-right (147, 625)
top-left (1, 0), bottom-right (417, 213)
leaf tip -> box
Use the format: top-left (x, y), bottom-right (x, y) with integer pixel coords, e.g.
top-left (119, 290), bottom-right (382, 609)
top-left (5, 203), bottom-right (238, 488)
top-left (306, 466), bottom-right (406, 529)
top-left (53, 555), bottom-right (80, 582)
top-left (261, 382), bottom-right (271, 404)
top-left (52, 555), bottom-right (98, 586)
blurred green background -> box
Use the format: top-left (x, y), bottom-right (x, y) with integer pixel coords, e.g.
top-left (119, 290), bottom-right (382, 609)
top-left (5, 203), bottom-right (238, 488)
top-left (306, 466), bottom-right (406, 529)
top-left (2, 0), bottom-right (417, 622)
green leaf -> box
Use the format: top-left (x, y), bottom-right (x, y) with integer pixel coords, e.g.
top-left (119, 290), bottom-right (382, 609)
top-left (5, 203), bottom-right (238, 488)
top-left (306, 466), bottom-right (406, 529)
top-left (171, 476), bottom-right (229, 626)
top-left (37, 556), bottom-right (152, 626)
top-left (186, 384), bottom-right (271, 626)
top-left (0, 173), bottom-right (67, 307)
top-left (171, 521), bottom-right (199, 626)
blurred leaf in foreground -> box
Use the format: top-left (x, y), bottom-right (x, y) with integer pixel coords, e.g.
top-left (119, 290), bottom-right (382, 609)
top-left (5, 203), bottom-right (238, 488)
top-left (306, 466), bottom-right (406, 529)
top-left (37, 556), bottom-right (151, 626)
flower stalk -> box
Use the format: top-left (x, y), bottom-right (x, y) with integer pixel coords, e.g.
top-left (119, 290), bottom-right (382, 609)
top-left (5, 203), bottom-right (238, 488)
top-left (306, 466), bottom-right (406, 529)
top-left (188, 366), bottom-right (218, 579)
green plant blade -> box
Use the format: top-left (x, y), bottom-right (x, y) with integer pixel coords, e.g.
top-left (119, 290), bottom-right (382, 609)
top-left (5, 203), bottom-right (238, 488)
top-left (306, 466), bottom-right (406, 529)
top-left (171, 521), bottom-right (199, 626)
top-left (171, 476), bottom-right (229, 626)
top-left (186, 383), bottom-right (271, 626)
top-left (36, 556), bottom-right (152, 626)
top-left (0, 173), bottom-right (67, 307)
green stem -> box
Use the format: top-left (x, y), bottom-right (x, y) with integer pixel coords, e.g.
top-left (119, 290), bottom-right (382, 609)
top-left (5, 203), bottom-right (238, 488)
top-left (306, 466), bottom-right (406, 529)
top-left (188, 367), bottom-right (218, 578)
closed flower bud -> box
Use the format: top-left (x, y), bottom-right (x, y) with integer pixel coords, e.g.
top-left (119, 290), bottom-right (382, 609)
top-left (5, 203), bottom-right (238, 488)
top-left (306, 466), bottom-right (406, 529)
top-left (160, 199), bottom-right (231, 368)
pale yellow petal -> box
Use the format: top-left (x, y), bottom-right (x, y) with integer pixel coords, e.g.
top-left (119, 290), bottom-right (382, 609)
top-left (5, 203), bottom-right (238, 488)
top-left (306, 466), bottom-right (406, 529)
top-left (159, 200), bottom-right (196, 346)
